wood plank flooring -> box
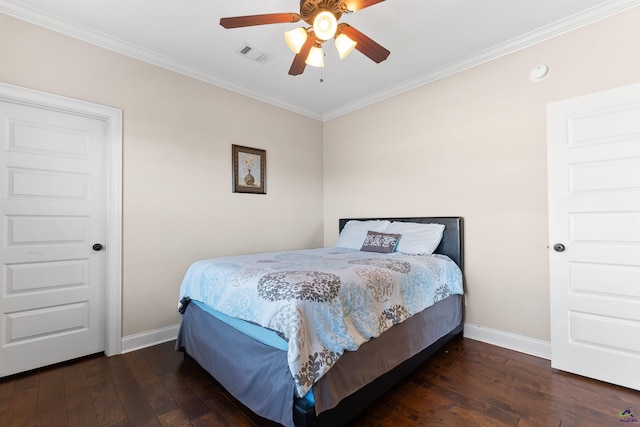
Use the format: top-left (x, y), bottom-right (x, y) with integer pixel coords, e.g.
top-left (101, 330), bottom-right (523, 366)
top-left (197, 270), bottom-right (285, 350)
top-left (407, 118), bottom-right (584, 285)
top-left (0, 336), bottom-right (638, 426)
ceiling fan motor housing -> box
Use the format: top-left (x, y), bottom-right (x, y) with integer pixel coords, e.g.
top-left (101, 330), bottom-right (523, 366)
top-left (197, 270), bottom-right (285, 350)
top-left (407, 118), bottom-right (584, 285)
top-left (300, 0), bottom-right (344, 25)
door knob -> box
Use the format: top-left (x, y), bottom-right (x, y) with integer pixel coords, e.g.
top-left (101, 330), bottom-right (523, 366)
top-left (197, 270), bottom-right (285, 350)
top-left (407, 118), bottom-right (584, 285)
top-left (553, 243), bottom-right (565, 252)
top-left (92, 243), bottom-right (104, 251)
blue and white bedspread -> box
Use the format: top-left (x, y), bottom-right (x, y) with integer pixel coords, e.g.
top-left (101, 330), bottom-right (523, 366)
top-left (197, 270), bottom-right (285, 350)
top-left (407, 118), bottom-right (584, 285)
top-left (179, 247), bottom-right (463, 398)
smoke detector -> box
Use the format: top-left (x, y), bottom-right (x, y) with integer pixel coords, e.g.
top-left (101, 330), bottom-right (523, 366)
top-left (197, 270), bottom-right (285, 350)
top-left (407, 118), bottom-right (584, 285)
top-left (530, 64), bottom-right (551, 81)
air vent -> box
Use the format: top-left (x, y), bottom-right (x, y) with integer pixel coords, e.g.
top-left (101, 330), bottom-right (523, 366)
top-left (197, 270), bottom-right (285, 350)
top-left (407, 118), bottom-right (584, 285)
top-left (237, 43), bottom-right (272, 65)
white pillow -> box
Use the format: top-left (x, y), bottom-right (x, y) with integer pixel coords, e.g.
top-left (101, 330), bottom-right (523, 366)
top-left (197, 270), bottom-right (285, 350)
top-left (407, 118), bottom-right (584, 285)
top-left (335, 220), bottom-right (391, 249)
top-left (385, 222), bottom-right (445, 255)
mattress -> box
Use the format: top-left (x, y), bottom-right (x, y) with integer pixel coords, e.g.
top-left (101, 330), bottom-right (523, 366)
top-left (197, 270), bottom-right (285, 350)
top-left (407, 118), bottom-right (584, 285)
top-left (178, 247), bottom-right (463, 398)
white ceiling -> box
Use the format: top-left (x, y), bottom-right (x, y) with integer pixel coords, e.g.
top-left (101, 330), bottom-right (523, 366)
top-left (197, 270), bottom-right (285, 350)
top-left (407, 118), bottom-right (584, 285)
top-left (2, 0), bottom-right (638, 120)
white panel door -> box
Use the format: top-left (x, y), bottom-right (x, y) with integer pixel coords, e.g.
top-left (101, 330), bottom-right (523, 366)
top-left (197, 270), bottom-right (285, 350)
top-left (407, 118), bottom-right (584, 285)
top-left (0, 99), bottom-right (107, 376)
top-left (547, 83), bottom-right (640, 391)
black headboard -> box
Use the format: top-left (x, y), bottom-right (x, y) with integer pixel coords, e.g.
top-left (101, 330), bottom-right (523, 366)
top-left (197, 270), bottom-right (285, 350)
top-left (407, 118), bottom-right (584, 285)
top-left (338, 217), bottom-right (464, 269)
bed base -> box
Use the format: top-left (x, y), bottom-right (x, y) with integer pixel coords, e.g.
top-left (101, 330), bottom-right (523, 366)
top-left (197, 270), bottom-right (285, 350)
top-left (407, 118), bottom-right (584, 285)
top-left (293, 323), bottom-right (463, 427)
top-left (180, 322), bottom-right (463, 427)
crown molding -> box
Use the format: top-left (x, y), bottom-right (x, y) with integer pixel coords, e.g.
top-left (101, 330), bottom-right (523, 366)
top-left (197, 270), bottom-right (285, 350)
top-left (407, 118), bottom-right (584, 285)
top-left (0, 0), bottom-right (323, 121)
top-left (322, 0), bottom-right (640, 121)
top-left (2, 0), bottom-right (638, 122)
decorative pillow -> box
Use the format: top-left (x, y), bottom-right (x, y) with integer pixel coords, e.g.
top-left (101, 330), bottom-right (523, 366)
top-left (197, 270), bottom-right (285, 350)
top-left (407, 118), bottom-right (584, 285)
top-left (334, 220), bottom-right (391, 249)
top-left (385, 222), bottom-right (445, 255)
top-left (360, 231), bottom-right (402, 253)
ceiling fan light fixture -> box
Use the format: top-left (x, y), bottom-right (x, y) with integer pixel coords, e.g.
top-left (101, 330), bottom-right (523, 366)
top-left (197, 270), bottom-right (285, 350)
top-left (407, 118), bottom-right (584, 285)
top-left (219, 0), bottom-right (390, 76)
top-left (313, 11), bottom-right (337, 41)
top-left (305, 45), bottom-right (325, 68)
top-left (284, 27), bottom-right (308, 53)
top-left (335, 33), bottom-right (357, 59)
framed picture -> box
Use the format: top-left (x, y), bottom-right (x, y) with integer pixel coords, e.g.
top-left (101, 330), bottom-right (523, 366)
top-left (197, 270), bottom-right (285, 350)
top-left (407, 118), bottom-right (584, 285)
top-left (232, 144), bottom-right (266, 194)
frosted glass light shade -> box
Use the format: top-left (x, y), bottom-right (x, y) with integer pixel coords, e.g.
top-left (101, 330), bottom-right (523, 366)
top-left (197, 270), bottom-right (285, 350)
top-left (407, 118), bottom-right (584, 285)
top-left (313, 11), bottom-right (337, 41)
top-left (305, 46), bottom-right (325, 67)
top-left (284, 28), bottom-right (308, 54)
top-left (335, 33), bottom-right (357, 59)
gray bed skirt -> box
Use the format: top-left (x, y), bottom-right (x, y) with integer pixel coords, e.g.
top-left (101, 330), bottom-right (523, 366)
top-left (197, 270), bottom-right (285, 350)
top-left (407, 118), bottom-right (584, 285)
top-left (176, 294), bottom-right (463, 427)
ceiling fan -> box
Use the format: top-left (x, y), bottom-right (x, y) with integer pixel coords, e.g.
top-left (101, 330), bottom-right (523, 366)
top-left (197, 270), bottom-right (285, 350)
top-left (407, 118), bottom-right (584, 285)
top-left (220, 0), bottom-right (390, 76)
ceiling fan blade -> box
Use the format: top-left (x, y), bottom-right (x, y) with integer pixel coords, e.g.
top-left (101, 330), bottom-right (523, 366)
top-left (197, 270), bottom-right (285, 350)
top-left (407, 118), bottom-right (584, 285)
top-left (220, 13), bottom-right (301, 29)
top-left (344, 0), bottom-right (385, 12)
top-left (339, 24), bottom-right (390, 63)
top-left (288, 36), bottom-right (316, 76)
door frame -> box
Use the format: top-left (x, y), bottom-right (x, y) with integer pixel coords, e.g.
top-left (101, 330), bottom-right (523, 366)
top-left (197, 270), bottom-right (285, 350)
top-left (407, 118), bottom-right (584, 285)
top-left (0, 82), bottom-right (123, 356)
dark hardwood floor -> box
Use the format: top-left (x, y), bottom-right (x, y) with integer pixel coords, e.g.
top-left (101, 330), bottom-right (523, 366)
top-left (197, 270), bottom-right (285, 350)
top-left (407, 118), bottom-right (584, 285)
top-left (0, 336), bottom-right (638, 426)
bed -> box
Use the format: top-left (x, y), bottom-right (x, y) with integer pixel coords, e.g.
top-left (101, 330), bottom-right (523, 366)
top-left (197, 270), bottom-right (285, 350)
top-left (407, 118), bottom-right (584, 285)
top-left (176, 216), bottom-right (464, 427)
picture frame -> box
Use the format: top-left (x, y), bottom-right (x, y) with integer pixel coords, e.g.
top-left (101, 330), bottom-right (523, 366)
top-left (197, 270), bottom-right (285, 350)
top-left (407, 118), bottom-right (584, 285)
top-left (232, 144), bottom-right (266, 194)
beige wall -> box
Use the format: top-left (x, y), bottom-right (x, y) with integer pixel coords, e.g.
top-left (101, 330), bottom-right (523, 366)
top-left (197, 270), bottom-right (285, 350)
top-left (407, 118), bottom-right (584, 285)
top-left (2, 7), bottom-right (639, 344)
top-left (0, 14), bottom-right (324, 336)
top-left (323, 7), bottom-right (640, 341)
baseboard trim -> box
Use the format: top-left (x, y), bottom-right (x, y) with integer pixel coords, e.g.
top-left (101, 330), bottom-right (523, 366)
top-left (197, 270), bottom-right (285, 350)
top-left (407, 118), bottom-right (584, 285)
top-left (121, 323), bottom-right (181, 354)
top-left (464, 323), bottom-right (551, 360)
top-left (118, 322), bottom-right (551, 360)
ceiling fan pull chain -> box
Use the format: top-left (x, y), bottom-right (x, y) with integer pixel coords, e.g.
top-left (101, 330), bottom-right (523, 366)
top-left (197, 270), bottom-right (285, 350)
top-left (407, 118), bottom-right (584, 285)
top-left (320, 47), bottom-right (325, 82)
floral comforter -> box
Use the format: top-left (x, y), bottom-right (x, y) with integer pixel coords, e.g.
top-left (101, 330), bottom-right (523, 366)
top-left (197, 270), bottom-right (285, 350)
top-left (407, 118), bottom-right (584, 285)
top-left (178, 247), bottom-right (463, 397)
